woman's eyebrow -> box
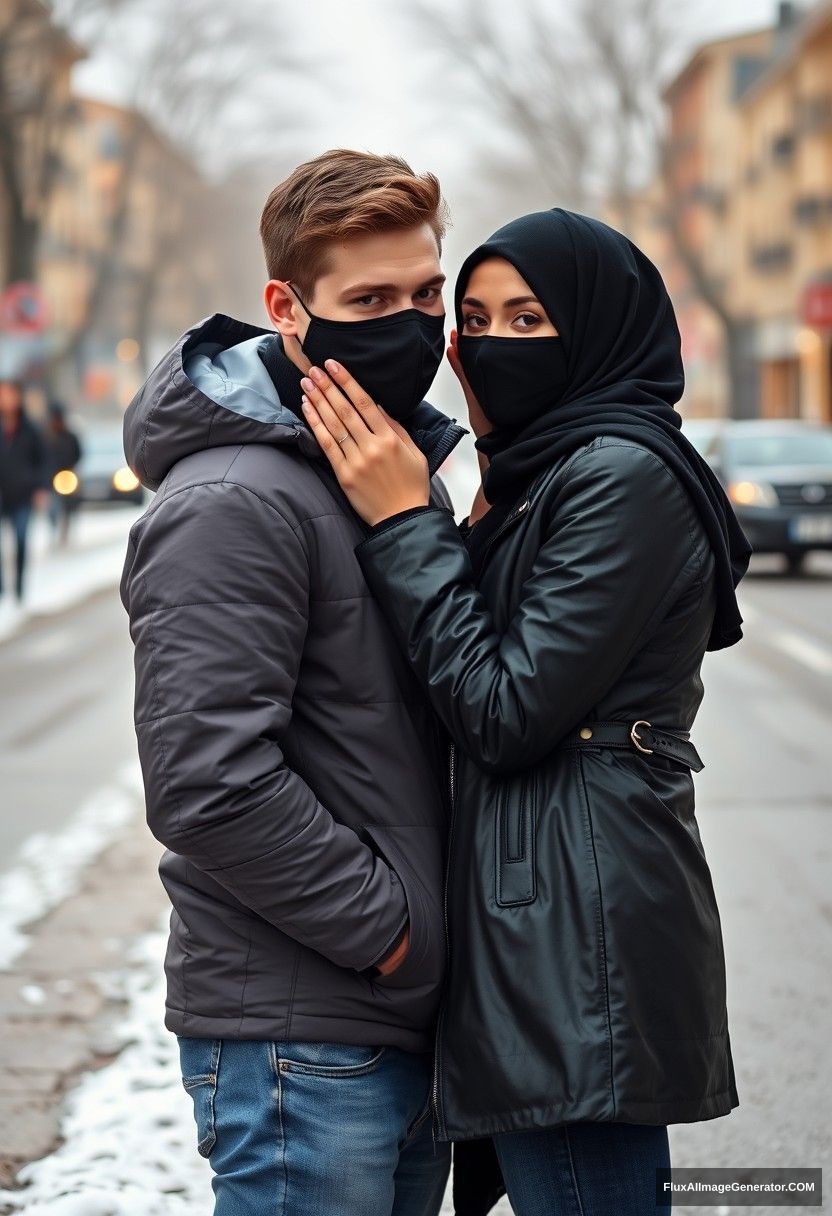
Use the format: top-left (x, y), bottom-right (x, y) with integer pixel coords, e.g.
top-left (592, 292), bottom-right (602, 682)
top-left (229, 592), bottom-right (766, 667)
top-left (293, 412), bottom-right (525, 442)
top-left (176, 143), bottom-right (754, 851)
top-left (504, 295), bottom-right (540, 307)
top-left (461, 296), bottom-right (486, 308)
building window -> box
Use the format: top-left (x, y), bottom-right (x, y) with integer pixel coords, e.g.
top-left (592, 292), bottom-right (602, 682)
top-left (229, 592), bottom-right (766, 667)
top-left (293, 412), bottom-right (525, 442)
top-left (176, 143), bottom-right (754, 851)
top-left (750, 242), bottom-right (793, 271)
top-left (771, 132), bottom-right (795, 162)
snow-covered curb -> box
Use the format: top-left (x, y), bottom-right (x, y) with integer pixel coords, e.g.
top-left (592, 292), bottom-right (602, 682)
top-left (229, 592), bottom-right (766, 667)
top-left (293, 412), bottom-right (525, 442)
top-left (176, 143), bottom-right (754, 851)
top-left (0, 762), bottom-right (143, 971)
top-left (0, 921), bottom-right (211, 1216)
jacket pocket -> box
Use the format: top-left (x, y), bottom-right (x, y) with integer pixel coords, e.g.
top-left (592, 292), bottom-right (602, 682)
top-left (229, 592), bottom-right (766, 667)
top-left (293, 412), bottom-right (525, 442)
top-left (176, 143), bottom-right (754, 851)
top-left (177, 1036), bottom-right (221, 1158)
top-left (362, 825), bottom-right (443, 990)
top-left (495, 774), bottom-right (537, 907)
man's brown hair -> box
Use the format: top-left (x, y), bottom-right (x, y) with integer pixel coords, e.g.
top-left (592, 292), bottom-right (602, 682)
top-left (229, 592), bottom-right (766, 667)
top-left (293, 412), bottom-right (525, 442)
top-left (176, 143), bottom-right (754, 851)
top-left (260, 149), bottom-right (448, 300)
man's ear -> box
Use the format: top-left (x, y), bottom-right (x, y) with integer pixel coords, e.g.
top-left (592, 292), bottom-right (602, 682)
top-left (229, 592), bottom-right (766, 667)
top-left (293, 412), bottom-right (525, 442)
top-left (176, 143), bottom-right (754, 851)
top-left (264, 280), bottom-right (301, 336)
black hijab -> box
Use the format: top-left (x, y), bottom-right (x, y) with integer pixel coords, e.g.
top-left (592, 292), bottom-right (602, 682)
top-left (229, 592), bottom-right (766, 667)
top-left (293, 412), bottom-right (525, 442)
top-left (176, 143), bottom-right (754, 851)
top-left (454, 208), bottom-right (752, 652)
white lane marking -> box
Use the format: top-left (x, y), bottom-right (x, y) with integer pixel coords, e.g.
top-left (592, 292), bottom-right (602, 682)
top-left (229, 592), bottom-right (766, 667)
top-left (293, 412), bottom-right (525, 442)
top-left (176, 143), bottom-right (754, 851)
top-left (740, 600), bottom-right (832, 674)
top-left (768, 630), bottom-right (832, 675)
top-left (0, 760), bottom-right (143, 971)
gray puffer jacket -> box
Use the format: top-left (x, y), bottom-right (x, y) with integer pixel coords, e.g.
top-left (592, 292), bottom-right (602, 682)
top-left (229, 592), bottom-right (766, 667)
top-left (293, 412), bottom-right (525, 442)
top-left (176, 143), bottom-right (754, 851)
top-left (120, 313), bottom-right (465, 1050)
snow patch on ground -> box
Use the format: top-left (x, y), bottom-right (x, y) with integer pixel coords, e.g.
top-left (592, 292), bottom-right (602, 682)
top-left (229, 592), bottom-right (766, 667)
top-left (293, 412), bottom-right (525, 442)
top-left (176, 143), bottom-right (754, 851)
top-left (0, 508), bottom-right (142, 644)
top-left (0, 921), bottom-right (212, 1216)
top-left (0, 761), bottom-right (143, 970)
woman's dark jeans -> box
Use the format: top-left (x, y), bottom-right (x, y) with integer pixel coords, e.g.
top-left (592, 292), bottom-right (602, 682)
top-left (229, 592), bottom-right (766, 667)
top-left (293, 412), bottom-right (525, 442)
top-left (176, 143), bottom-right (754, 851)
top-left (493, 1121), bottom-right (671, 1216)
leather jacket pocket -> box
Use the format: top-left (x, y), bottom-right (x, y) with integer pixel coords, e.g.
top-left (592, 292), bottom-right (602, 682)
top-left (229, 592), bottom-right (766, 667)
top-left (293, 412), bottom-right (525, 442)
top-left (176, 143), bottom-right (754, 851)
top-left (495, 774), bottom-right (537, 907)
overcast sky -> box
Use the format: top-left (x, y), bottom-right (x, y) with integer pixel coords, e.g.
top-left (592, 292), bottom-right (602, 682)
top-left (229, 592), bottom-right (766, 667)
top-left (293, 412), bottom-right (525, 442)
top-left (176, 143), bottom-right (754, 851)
top-left (69, 0), bottom-right (784, 427)
top-left (74, 0), bottom-right (780, 199)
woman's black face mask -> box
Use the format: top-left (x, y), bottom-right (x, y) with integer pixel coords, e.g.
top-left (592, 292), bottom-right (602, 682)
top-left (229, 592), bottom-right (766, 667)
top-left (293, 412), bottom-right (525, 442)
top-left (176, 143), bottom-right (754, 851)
top-left (293, 288), bottom-right (445, 422)
top-left (457, 334), bottom-right (569, 431)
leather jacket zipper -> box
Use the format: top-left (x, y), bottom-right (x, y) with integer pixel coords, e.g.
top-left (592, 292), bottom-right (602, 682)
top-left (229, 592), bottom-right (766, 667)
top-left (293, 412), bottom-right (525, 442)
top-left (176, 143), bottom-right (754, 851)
top-left (478, 496), bottom-right (530, 566)
top-left (432, 740), bottom-right (456, 1142)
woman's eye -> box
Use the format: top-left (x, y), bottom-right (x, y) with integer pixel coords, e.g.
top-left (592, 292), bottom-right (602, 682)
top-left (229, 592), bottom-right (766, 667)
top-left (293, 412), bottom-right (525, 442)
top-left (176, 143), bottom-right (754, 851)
top-left (462, 314), bottom-right (487, 331)
top-left (514, 313), bottom-right (540, 329)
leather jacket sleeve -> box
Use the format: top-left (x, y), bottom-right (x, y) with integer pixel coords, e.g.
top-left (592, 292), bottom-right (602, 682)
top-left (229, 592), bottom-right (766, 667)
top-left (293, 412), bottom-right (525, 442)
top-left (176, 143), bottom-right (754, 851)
top-left (356, 442), bottom-right (699, 776)
top-left (121, 479), bottom-right (408, 971)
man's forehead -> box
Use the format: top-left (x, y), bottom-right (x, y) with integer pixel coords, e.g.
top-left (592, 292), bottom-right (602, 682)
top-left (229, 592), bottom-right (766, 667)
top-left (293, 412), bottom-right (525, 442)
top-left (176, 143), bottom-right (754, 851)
top-left (320, 224), bottom-right (442, 291)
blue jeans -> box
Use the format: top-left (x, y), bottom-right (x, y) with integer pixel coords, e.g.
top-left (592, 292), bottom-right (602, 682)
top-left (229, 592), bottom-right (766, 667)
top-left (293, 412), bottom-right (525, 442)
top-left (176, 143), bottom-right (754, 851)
top-left (494, 1121), bottom-right (671, 1216)
top-left (0, 504), bottom-right (32, 598)
top-left (177, 1037), bottom-right (450, 1216)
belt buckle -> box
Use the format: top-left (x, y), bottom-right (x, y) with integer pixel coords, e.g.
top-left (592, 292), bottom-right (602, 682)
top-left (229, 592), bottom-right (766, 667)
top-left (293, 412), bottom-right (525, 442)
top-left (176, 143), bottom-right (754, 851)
top-left (630, 720), bottom-right (654, 755)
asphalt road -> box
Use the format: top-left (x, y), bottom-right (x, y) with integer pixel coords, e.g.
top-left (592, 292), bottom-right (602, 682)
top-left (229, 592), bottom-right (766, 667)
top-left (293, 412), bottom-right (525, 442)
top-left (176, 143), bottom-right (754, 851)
top-left (0, 546), bottom-right (829, 1213)
top-left (668, 553), bottom-right (831, 1213)
top-left (0, 584), bottom-right (137, 866)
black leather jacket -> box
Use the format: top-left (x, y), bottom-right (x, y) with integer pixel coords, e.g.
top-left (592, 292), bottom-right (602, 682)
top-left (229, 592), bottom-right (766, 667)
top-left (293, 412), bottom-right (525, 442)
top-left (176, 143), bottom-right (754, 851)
top-left (357, 436), bottom-right (739, 1154)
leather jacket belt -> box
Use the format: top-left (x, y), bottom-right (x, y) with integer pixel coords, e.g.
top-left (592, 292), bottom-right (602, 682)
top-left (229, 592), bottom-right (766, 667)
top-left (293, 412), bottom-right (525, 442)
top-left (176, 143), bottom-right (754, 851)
top-left (560, 720), bottom-right (704, 772)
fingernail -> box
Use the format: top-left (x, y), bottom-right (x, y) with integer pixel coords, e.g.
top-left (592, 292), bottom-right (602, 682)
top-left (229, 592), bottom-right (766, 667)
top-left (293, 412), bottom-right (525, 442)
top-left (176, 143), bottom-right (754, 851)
top-left (301, 377), bottom-right (315, 393)
top-left (309, 366), bottom-right (325, 383)
top-left (324, 359), bottom-right (341, 374)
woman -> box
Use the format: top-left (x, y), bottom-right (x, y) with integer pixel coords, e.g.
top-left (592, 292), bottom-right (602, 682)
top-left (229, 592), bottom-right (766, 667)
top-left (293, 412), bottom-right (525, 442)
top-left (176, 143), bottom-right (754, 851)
top-left (299, 208), bottom-right (751, 1216)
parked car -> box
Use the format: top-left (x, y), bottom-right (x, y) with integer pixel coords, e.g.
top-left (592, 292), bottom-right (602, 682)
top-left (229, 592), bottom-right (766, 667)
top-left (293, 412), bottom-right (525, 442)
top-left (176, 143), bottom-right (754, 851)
top-left (52, 424), bottom-right (144, 507)
top-left (702, 420), bottom-right (832, 572)
top-left (681, 417), bottom-right (724, 455)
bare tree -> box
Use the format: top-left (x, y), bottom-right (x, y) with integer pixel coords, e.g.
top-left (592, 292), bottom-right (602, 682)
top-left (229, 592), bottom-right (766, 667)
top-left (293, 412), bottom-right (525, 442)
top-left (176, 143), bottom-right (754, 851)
top-left (1, 0), bottom-right (74, 282)
top-left (44, 0), bottom-right (303, 377)
top-left (409, 0), bottom-right (750, 410)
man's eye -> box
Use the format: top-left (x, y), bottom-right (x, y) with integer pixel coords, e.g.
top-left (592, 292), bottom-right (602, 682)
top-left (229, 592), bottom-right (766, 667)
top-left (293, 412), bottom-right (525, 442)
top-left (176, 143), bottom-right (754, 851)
top-left (354, 294), bottom-right (382, 306)
top-left (415, 287), bottom-right (439, 302)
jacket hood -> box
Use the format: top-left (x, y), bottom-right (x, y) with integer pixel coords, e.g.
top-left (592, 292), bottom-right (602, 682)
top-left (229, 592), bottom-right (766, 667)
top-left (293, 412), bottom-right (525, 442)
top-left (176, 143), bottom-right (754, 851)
top-left (123, 313), bottom-right (467, 492)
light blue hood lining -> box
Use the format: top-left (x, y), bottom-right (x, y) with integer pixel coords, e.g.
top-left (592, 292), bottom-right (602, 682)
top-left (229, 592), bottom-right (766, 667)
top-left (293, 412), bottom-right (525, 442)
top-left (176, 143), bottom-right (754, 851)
top-left (184, 334), bottom-right (299, 427)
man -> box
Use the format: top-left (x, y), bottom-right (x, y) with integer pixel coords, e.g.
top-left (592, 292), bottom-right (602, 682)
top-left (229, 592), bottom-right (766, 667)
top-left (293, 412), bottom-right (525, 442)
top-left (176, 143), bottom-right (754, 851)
top-left (0, 378), bottom-right (48, 601)
top-left (120, 150), bottom-right (465, 1216)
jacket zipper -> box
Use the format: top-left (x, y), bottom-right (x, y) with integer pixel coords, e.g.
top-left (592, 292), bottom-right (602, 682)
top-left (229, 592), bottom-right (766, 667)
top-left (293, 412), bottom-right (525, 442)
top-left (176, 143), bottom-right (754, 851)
top-left (431, 494), bottom-right (533, 1138)
top-left (432, 740), bottom-right (456, 1142)
top-left (478, 496), bottom-right (530, 566)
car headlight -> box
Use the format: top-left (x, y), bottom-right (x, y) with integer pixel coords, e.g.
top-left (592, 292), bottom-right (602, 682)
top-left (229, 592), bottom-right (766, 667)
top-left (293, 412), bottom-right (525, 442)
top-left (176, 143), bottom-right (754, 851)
top-left (727, 480), bottom-right (778, 508)
top-left (53, 469), bottom-right (79, 495)
top-left (112, 466), bottom-right (140, 493)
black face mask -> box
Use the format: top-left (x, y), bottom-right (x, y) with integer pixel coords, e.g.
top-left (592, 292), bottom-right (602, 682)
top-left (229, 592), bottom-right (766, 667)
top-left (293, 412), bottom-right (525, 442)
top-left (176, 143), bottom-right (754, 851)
top-left (295, 291), bottom-right (445, 422)
top-left (457, 335), bottom-right (569, 430)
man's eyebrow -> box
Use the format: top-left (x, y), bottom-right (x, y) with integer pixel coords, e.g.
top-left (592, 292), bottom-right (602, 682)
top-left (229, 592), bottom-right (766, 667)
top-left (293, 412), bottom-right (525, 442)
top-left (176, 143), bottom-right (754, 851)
top-left (340, 273), bottom-right (446, 298)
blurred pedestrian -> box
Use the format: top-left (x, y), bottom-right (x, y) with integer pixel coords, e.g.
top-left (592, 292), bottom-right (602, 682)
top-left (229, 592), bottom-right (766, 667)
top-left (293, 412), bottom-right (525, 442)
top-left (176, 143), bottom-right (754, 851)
top-left (0, 378), bottom-right (48, 601)
top-left (43, 401), bottom-right (82, 547)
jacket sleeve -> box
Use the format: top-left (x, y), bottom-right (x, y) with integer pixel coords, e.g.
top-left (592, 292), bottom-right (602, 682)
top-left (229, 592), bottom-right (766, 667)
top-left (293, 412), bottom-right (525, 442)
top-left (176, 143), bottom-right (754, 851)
top-left (120, 479), bottom-right (408, 971)
top-left (31, 424), bottom-right (50, 492)
top-left (355, 443), bottom-right (700, 776)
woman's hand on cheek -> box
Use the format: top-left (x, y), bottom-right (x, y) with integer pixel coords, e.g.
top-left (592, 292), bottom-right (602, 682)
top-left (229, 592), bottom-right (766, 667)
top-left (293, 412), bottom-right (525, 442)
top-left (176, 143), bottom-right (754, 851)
top-left (300, 360), bottom-right (430, 527)
top-left (448, 329), bottom-right (492, 440)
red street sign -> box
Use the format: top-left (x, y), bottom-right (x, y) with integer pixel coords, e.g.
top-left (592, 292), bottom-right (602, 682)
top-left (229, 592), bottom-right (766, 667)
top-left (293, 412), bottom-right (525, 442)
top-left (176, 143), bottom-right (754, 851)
top-left (800, 278), bottom-right (832, 331)
top-left (0, 281), bottom-right (48, 335)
